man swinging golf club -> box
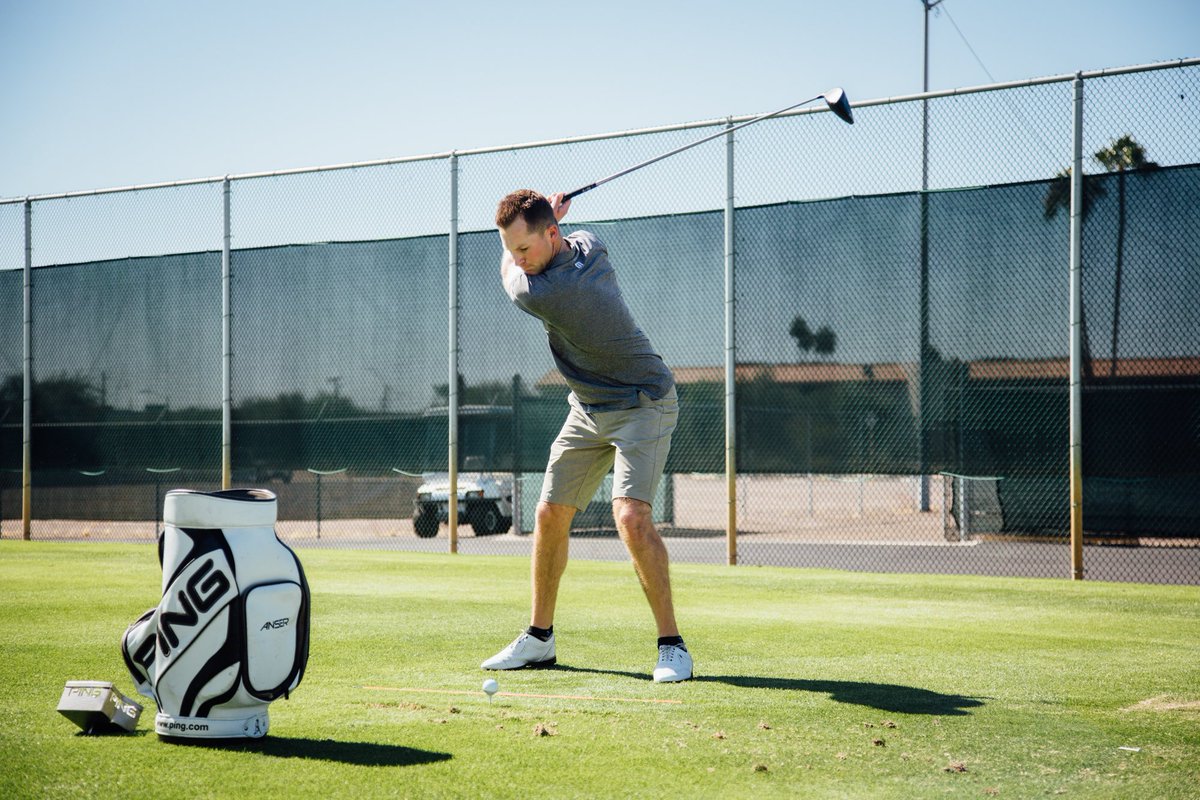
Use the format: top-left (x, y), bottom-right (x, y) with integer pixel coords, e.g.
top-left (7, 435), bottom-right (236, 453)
top-left (483, 188), bottom-right (691, 682)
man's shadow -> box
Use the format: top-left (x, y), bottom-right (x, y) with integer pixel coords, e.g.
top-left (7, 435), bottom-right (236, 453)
top-left (552, 665), bottom-right (985, 716)
top-left (162, 735), bottom-right (453, 766)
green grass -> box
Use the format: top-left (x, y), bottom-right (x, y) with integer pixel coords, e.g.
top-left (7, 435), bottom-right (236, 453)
top-left (1, 542), bottom-right (1198, 799)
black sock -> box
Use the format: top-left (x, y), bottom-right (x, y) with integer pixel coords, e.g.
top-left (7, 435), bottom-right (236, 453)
top-left (658, 635), bottom-right (685, 649)
top-left (526, 625), bottom-right (553, 641)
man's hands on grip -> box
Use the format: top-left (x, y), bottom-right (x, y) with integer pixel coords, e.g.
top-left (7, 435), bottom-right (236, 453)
top-left (548, 192), bottom-right (571, 222)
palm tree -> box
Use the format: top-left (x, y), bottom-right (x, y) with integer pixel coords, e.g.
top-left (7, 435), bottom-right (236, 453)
top-left (1094, 135), bottom-right (1157, 377)
top-left (1044, 166), bottom-right (1105, 381)
top-left (789, 316), bottom-right (815, 357)
top-left (813, 326), bottom-right (837, 358)
top-left (789, 317), bottom-right (837, 360)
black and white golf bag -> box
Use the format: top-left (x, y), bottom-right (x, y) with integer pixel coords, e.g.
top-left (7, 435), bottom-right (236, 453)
top-left (121, 489), bottom-right (310, 739)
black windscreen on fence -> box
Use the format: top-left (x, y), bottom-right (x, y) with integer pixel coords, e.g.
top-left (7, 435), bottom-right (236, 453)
top-left (2, 165), bottom-right (1197, 539)
top-left (1, 269), bottom-right (20, 514)
top-left (8, 253), bottom-right (222, 522)
top-left (1078, 164), bottom-right (1200, 536)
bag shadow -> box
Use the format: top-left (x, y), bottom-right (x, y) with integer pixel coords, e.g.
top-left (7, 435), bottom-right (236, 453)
top-left (161, 735), bottom-right (454, 766)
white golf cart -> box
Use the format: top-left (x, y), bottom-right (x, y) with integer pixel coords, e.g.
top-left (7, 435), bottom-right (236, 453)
top-left (413, 457), bottom-right (513, 538)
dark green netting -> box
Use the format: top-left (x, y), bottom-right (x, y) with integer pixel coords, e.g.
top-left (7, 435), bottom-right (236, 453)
top-left (10, 253), bottom-right (221, 521)
top-left (1077, 164), bottom-right (1200, 534)
top-left (3, 166), bottom-right (1197, 536)
top-left (1, 269), bottom-right (21, 528)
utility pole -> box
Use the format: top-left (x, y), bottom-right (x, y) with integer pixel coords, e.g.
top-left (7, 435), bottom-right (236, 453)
top-left (923, 0), bottom-right (942, 186)
top-left (917, 0), bottom-right (942, 513)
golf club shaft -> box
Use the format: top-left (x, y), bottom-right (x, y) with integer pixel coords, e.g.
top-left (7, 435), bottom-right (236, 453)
top-left (563, 93), bottom-right (826, 201)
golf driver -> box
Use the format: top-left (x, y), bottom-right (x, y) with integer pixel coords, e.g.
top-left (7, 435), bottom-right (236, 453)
top-left (563, 88), bottom-right (854, 201)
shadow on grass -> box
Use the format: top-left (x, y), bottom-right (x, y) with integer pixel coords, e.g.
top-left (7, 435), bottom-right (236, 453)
top-left (552, 665), bottom-right (984, 715)
top-left (161, 735), bottom-right (453, 766)
top-left (701, 676), bottom-right (985, 715)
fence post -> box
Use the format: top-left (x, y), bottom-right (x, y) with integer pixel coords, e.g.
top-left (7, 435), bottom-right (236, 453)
top-left (724, 120), bottom-right (737, 566)
top-left (221, 177), bottom-right (233, 490)
top-left (22, 198), bottom-right (32, 540)
top-left (448, 153), bottom-right (459, 554)
top-left (511, 373), bottom-right (523, 535)
top-left (306, 467), bottom-right (346, 539)
top-left (148, 467), bottom-right (181, 533)
top-left (959, 475), bottom-right (968, 539)
top-left (1068, 74), bottom-right (1085, 580)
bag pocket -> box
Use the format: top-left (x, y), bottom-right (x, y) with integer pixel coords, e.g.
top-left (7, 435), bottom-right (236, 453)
top-left (242, 581), bottom-right (306, 700)
top-left (121, 607), bottom-right (159, 699)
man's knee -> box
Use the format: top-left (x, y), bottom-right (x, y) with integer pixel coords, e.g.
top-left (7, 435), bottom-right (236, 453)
top-left (536, 500), bottom-right (576, 533)
top-left (613, 497), bottom-right (653, 535)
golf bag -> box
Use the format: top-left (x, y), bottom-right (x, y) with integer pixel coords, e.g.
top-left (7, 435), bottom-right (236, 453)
top-left (121, 488), bottom-right (310, 739)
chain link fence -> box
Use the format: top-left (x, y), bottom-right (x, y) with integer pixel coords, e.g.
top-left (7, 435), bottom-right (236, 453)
top-left (2, 61), bottom-right (1198, 583)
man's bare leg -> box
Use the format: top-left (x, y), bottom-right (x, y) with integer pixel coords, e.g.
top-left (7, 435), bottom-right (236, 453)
top-left (612, 496), bottom-right (679, 637)
top-left (481, 499), bottom-right (574, 671)
top-left (530, 500), bottom-right (576, 629)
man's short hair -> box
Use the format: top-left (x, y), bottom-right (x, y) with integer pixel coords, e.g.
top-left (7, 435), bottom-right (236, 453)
top-left (496, 189), bottom-right (557, 232)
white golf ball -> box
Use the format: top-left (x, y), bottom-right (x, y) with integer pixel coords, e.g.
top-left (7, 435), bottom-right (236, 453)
top-left (482, 678), bottom-right (499, 696)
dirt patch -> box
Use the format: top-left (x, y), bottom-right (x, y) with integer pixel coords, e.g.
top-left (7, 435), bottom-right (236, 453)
top-left (1123, 695), bottom-right (1200, 712)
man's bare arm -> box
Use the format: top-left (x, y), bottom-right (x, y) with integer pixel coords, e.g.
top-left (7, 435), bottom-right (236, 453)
top-left (500, 247), bottom-right (516, 280)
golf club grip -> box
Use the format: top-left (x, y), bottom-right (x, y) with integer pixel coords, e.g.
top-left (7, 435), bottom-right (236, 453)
top-left (563, 184), bottom-right (596, 202)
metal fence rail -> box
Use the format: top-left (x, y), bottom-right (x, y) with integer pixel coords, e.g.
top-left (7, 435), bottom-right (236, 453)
top-left (2, 58), bottom-right (1198, 584)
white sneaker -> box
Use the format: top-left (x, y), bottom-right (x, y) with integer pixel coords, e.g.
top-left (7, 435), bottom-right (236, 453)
top-left (481, 632), bottom-right (556, 670)
top-left (653, 643), bottom-right (693, 683)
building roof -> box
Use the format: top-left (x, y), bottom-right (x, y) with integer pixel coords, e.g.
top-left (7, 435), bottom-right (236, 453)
top-left (534, 357), bottom-right (1200, 389)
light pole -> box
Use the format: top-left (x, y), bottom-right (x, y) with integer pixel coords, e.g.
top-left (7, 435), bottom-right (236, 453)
top-left (923, 0), bottom-right (942, 188)
top-left (917, 0), bottom-right (942, 513)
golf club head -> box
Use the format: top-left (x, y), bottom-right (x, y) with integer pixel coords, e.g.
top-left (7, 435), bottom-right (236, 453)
top-left (824, 88), bottom-right (854, 124)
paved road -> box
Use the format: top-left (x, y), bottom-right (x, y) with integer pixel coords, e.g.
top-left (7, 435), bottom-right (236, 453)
top-left (8, 517), bottom-right (1196, 585)
top-left (286, 531), bottom-right (1200, 585)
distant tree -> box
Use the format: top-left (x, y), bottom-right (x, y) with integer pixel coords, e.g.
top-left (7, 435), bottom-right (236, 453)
top-left (789, 316), bottom-right (815, 356)
top-left (1043, 165), bottom-right (1105, 221)
top-left (1044, 165), bottom-right (1106, 381)
top-left (0, 373), bottom-right (107, 468)
top-left (813, 326), bottom-right (837, 358)
top-left (434, 373), bottom-right (468, 405)
top-left (0, 375), bottom-right (18, 423)
top-left (1094, 135), bottom-right (1157, 376)
top-left (434, 373), bottom-right (522, 406)
top-left (235, 391), bottom-right (361, 421)
top-left (0, 374), bottom-right (106, 422)
top-left (790, 316), bottom-right (837, 360)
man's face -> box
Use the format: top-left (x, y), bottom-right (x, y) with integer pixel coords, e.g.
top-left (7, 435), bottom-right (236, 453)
top-left (499, 217), bottom-right (558, 276)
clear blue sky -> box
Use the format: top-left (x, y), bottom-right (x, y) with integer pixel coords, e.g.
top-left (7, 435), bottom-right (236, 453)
top-left (1, 0), bottom-right (1196, 199)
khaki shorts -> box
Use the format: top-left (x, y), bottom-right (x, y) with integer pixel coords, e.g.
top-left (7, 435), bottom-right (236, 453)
top-left (541, 387), bottom-right (679, 510)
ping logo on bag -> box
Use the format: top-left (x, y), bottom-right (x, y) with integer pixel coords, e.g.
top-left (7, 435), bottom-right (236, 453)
top-left (132, 636), bottom-right (156, 674)
top-left (159, 556), bottom-right (234, 656)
